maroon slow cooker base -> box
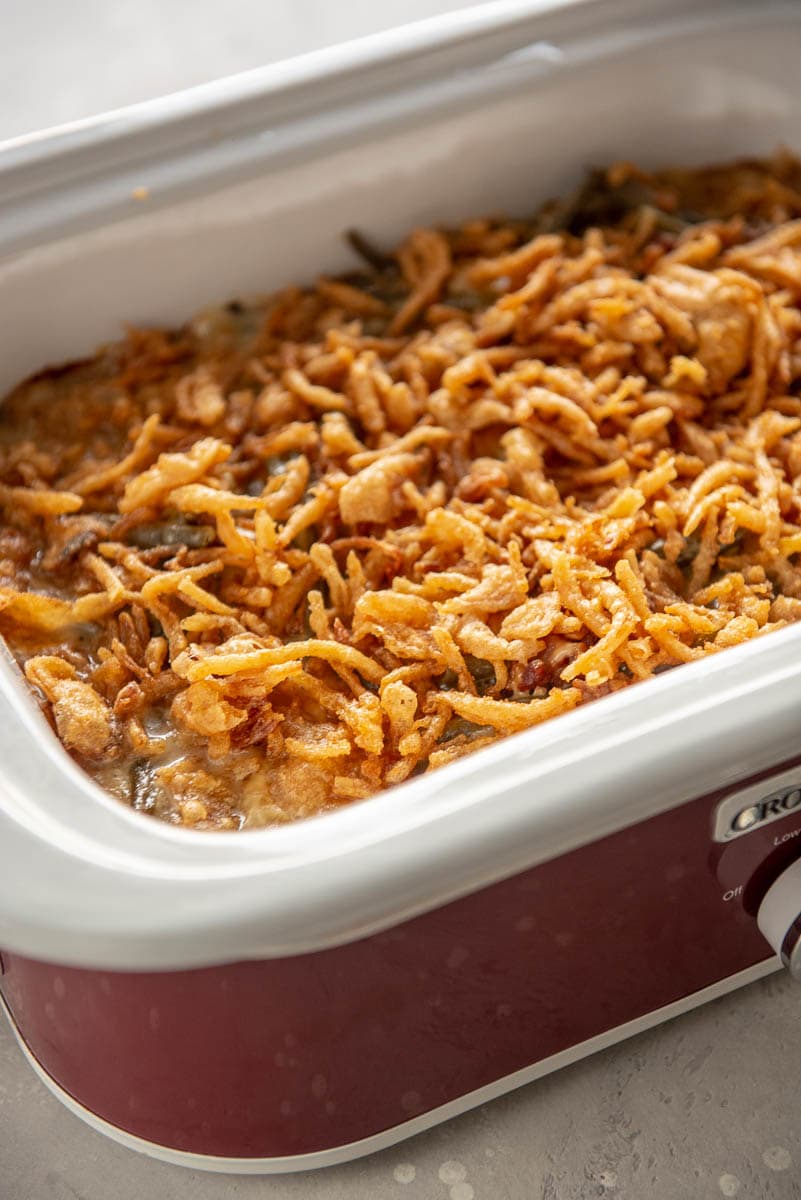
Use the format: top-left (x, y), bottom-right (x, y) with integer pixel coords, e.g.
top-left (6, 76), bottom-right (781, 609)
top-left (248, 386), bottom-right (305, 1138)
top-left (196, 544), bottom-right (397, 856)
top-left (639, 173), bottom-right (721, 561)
top-left (1, 767), bottom-right (795, 1161)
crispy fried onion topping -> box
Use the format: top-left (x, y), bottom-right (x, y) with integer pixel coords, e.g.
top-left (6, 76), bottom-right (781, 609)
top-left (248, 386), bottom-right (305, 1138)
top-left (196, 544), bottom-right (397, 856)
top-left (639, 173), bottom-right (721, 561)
top-left (4, 154), bottom-right (801, 827)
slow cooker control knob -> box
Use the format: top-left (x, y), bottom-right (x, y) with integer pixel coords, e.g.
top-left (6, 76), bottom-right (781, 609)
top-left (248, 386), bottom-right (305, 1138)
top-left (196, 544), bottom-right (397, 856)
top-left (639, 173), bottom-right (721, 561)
top-left (757, 858), bottom-right (801, 979)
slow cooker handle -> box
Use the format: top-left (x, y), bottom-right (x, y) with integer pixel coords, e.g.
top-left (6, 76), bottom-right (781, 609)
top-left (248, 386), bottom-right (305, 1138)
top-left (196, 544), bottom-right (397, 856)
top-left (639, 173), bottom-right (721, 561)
top-left (758, 859), bottom-right (801, 979)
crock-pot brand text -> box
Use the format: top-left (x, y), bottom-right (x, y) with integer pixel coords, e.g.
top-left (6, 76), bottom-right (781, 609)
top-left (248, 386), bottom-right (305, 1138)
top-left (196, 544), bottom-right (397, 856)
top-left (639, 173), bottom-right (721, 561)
top-left (714, 779), bottom-right (801, 843)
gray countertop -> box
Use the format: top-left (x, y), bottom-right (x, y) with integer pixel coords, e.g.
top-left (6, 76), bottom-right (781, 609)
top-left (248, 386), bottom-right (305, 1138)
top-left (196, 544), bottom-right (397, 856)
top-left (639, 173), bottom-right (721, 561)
top-left (2, 2), bottom-right (801, 1196)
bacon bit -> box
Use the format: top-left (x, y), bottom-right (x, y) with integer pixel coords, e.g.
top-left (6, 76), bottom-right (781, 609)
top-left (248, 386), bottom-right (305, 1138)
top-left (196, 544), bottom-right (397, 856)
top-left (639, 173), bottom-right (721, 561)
top-left (514, 659), bottom-right (551, 692)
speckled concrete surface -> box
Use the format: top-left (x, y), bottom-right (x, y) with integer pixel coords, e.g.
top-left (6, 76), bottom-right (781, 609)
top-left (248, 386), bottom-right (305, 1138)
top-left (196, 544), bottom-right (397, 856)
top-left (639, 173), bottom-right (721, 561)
top-left (3, 2), bottom-right (801, 1197)
top-left (2, 971), bottom-right (801, 1198)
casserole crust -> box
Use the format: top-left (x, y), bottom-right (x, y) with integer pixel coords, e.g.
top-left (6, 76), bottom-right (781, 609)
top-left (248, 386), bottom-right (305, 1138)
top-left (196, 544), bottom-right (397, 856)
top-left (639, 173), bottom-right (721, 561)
top-left (1, 154), bottom-right (801, 829)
